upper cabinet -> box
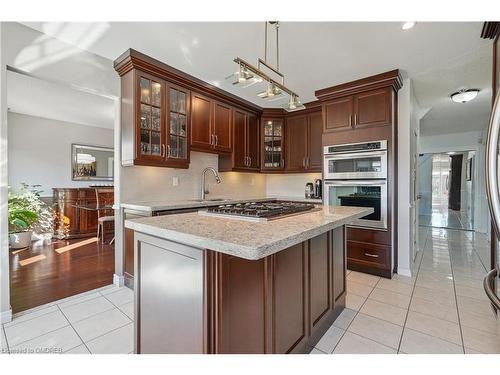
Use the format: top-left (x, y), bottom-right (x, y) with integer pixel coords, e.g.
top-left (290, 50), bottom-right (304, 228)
top-left (190, 92), bottom-right (213, 150)
top-left (323, 96), bottom-right (353, 132)
top-left (316, 70), bottom-right (402, 135)
top-left (120, 70), bottom-right (190, 168)
top-left (322, 88), bottom-right (391, 133)
top-left (353, 88), bottom-right (391, 128)
top-left (219, 109), bottom-right (260, 172)
top-left (285, 110), bottom-right (323, 173)
top-left (261, 118), bottom-right (285, 171)
top-left (191, 94), bottom-right (233, 154)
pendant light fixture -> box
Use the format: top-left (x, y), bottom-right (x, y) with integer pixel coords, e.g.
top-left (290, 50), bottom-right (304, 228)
top-left (227, 21), bottom-right (305, 112)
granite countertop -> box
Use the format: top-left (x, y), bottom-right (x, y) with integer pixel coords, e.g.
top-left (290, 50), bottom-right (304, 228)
top-left (125, 206), bottom-right (373, 260)
top-left (120, 196), bottom-right (323, 213)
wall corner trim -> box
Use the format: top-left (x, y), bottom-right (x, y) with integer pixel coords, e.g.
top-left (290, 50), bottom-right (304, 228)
top-left (1, 308), bottom-right (13, 324)
top-left (113, 274), bottom-right (125, 287)
top-left (397, 267), bottom-right (412, 277)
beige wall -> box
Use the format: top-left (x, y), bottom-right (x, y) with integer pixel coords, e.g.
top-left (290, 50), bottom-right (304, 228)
top-left (120, 151), bottom-right (267, 202)
top-left (266, 173), bottom-right (322, 198)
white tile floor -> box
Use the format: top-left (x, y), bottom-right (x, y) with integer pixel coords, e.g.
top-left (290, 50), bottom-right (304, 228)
top-left (1, 226), bottom-right (498, 354)
top-left (1, 285), bottom-right (134, 354)
top-left (314, 226), bottom-right (500, 354)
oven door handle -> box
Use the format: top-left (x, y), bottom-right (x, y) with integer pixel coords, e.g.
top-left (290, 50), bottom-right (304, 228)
top-left (324, 151), bottom-right (387, 160)
top-left (324, 180), bottom-right (387, 186)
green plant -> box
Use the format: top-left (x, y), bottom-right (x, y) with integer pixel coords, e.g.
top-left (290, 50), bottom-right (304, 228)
top-left (8, 183), bottom-right (50, 234)
top-left (8, 209), bottom-right (38, 233)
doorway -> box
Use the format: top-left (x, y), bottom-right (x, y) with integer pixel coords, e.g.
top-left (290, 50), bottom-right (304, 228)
top-left (418, 151), bottom-right (474, 231)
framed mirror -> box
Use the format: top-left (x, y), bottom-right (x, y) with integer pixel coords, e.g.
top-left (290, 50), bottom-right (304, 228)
top-left (72, 144), bottom-right (114, 181)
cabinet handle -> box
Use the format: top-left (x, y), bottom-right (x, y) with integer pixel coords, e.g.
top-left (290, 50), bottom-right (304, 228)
top-left (364, 252), bottom-right (379, 258)
top-left (215, 135), bottom-right (219, 146)
top-left (161, 144), bottom-right (166, 158)
top-left (349, 114), bottom-right (352, 127)
top-left (167, 145), bottom-right (171, 158)
top-left (210, 134), bottom-right (214, 146)
top-left (248, 156), bottom-right (252, 166)
top-left (354, 114), bottom-right (357, 125)
top-left (306, 157), bottom-right (309, 169)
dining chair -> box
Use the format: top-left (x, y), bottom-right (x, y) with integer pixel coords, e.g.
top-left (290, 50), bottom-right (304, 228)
top-left (95, 188), bottom-right (115, 244)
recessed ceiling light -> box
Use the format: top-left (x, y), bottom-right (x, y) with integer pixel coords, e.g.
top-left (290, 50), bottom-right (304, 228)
top-left (402, 22), bottom-right (416, 30)
top-left (450, 89), bottom-right (480, 103)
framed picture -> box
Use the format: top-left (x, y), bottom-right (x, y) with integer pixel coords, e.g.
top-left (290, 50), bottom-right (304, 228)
top-left (72, 144), bottom-right (114, 181)
top-left (466, 157), bottom-right (473, 181)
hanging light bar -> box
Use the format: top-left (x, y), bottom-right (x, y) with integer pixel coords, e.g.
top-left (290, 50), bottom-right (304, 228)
top-left (227, 21), bottom-right (305, 112)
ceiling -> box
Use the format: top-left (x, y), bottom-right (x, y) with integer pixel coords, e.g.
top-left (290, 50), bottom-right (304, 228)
top-left (13, 22), bottom-right (493, 134)
top-left (413, 43), bottom-right (492, 136)
top-left (7, 70), bottom-right (115, 129)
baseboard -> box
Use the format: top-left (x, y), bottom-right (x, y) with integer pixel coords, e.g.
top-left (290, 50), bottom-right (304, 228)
top-left (113, 274), bottom-right (125, 287)
top-left (1, 308), bottom-right (12, 324)
top-left (397, 267), bottom-right (412, 277)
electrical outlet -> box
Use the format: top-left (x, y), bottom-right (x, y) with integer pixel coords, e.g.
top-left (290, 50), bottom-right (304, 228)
top-left (172, 176), bottom-right (179, 186)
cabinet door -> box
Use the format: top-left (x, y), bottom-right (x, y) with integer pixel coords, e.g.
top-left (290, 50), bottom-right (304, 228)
top-left (137, 74), bottom-right (166, 162)
top-left (353, 88), bottom-right (391, 128)
top-left (332, 228), bottom-right (346, 303)
top-left (247, 113), bottom-right (260, 169)
top-left (307, 112), bottom-right (323, 172)
top-left (323, 96), bottom-right (353, 133)
top-left (213, 101), bottom-right (232, 153)
top-left (309, 233), bottom-right (330, 327)
top-left (232, 109), bottom-right (247, 169)
top-left (167, 84), bottom-right (190, 167)
top-left (285, 115), bottom-right (308, 172)
top-left (190, 93), bottom-right (213, 150)
top-left (272, 243), bottom-right (306, 353)
top-left (262, 119), bottom-right (285, 171)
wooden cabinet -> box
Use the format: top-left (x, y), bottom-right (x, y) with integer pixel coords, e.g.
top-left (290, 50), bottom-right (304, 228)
top-left (213, 101), bottom-right (232, 153)
top-left (190, 94), bottom-right (233, 154)
top-left (285, 111), bottom-right (323, 173)
top-left (354, 88), bottom-right (391, 128)
top-left (324, 96), bottom-right (353, 132)
top-left (120, 70), bottom-right (190, 168)
top-left (190, 92), bottom-right (213, 150)
top-left (322, 88), bottom-right (391, 133)
top-left (285, 115), bottom-right (308, 172)
top-left (53, 188), bottom-right (112, 239)
top-left (308, 111), bottom-right (323, 171)
top-left (261, 118), bottom-right (285, 171)
top-left (219, 109), bottom-right (259, 171)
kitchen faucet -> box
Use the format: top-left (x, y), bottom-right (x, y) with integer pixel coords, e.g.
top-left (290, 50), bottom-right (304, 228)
top-left (201, 167), bottom-right (222, 200)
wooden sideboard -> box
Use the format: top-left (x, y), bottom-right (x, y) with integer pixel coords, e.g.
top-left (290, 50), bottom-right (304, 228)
top-left (53, 187), bottom-right (113, 239)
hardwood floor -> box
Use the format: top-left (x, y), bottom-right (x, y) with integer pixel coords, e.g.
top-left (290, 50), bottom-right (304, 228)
top-left (9, 237), bottom-right (114, 313)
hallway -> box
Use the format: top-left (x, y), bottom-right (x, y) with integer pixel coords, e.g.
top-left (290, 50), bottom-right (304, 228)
top-left (312, 226), bottom-right (499, 354)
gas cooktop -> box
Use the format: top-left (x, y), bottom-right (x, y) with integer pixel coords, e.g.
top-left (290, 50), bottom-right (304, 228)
top-left (200, 201), bottom-right (318, 222)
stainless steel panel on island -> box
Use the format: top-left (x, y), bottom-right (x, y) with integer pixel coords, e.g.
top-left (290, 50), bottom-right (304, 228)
top-left (125, 205), bottom-right (372, 354)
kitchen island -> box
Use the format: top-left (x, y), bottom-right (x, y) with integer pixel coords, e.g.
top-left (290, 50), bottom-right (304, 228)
top-left (125, 205), bottom-right (372, 354)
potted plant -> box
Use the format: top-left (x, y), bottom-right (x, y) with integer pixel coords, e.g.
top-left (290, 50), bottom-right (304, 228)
top-left (8, 184), bottom-right (51, 249)
top-left (8, 208), bottom-right (38, 249)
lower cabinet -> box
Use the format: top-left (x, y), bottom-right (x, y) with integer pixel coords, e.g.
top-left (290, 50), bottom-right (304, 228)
top-left (133, 227), bottom-right (347, 354)
top-left (208, 228), bottom-right (345, 354)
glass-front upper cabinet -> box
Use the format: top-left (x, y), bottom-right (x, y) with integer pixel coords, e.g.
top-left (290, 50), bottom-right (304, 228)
top-left (167, 84), bottom-right (189, 164)
top-left (262, 119), bottom-right (284, 170)
top-left (139, 75), bottom-right (164, 159)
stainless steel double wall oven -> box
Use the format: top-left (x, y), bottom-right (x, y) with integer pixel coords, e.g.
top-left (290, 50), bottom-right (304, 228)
top-left (324, 140), bottom-right (388, 230)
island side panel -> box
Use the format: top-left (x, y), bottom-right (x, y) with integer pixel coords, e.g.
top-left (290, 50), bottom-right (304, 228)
top-left (332, 226), bottom-right (347, 310)
top-left (272, 242), bottom-right (308, 354)
top-left (134, 232), bottom-right (205, 354)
